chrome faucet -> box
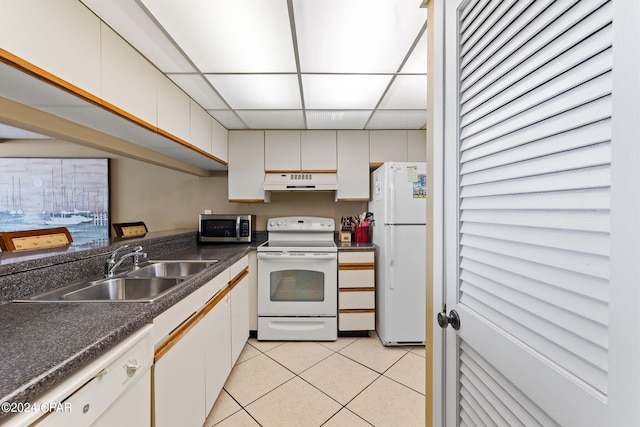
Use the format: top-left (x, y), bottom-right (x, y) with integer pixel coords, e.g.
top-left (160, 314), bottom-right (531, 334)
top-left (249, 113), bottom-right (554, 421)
top-left (104, 245), bottom-right (148, 277)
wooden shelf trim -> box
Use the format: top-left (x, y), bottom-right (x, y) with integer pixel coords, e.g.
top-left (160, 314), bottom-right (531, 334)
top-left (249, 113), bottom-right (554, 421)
top-left (264, 170), bottom-right (338, 174)
top-left (228, 199), bottom-right (265, 203)
top-left (228, 267), bottom-right (249, 290)
top-left (339, 308), bottom-right (376, 314)
top-left (0, 48), bottom-right (227, 166)
top-left (338, 262), bottom-right (375, 270)
top-left (339, 287), bottom-right (375, 292)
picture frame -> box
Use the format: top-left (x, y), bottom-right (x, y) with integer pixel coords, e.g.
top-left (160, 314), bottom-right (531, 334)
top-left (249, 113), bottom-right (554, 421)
top-left (0, 158), bottom-right (110, 248)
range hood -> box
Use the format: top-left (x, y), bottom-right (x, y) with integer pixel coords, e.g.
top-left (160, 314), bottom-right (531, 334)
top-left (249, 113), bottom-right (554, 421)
top-left (264, 172), bottom-right (338, 191)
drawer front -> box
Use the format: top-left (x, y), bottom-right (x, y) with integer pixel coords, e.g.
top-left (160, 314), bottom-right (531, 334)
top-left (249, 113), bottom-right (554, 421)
top-left (339, 251), bottom-right (374, 263)
top-left (201, 268), bottom-right (230, 304)
top-left (229, 255), bottom-right (249, 279)
top-left (153, 288), bottom-right (203, 345)
top-left (339, 290), bottom-right (375, 310)
top-left (338, 269), bottom-right (374, 288)
top-left (339, 311), bottom-right (375, 331)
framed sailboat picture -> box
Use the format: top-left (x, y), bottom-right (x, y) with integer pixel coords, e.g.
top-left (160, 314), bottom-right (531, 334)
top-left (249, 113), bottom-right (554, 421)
top-left (0, 158), bottom-right (110, 247)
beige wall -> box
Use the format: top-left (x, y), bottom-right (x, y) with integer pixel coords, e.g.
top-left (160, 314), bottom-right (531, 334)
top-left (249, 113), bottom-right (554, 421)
top-left (0, 139), bottom-right (367, 235)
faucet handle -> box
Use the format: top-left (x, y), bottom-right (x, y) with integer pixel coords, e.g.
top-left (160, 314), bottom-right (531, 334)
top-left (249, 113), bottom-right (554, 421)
top-left (109, 244), bottom-right (130, 260)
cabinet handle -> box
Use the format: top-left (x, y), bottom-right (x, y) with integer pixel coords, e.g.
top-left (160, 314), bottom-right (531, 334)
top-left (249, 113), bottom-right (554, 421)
top-left (125, 359), bottom-right (141, 377)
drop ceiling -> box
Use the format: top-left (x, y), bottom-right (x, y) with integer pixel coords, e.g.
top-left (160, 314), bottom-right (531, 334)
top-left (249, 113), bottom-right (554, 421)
top-left (79, 0), bottom-right (428, 130)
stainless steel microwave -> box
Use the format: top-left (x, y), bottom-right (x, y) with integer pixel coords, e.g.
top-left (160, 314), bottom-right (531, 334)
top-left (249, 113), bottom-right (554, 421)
top-left (198, 214), bottom-right (255, 243)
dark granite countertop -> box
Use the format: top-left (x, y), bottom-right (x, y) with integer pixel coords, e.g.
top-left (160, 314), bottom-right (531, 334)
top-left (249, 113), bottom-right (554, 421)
top-left (0, 239), bottom-right (260, 421)
top-left (336, 240), bottom-right (377, 251)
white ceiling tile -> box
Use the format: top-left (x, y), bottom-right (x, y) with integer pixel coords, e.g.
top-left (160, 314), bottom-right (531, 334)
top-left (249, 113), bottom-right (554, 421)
top-left (168, 74), bottom-right (228, 109)
top-left (208, 110), bottom-right (247, 129)
top-left (306, 110), bottom-right (371, 129)
top-left (293, 0), bottom-right (426, 73)
top-left (366, 110), bottom-right (426, 129)
top-left (378, 75), bottom-right (427, 110)
top-left (206, 74), bottom-right (301, 109)
top-left (302, 74), bottom-right (392, 109)
top-left (80, 0), bottom-right (196, 73)
top-left (141, 0), bottom-right (295, 72)
top-left (236, 110), bottom-right (304, 129)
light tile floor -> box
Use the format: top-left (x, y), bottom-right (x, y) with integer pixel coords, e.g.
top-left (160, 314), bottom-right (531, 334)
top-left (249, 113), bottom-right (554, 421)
top-left (204, 332), bottom-right (426, 427)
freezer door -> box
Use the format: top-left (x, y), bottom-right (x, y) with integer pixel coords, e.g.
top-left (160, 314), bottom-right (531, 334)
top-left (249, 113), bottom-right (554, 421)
top-left (370, 162), bottom-right (426, 225)
top-left (376, 224), bottom-right (426, 345)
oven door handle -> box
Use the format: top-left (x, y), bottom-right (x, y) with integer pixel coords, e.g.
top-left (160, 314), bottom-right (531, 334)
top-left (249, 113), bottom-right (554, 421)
top-left (258, 252), bottom-right (337, 260)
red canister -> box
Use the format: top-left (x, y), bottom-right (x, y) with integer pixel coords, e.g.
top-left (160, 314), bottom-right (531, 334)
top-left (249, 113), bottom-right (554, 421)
top-left (354, 223), bottom-right (370, 243)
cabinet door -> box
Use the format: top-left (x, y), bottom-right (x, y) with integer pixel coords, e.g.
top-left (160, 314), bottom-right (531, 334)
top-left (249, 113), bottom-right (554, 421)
top-left (154, 317), bottom-right (206, 427)
top-left (229, 257), bottom-right (250, 365)
top-left (93, 370), bottom-right (151, 427)
top-left (203, 292), bottom-right (232, 414)
top-left (101, 23), bottom-right (157, 127)
top-left (301, 131), bottom-right (337, 171)
top-left (228, 131), bottom-right (266, 202)
top-left (190, 100), bottom-right (213, 153)
top-left (369, 130), bottom-right (408, 165)
top-left (157, 75), bottom-right (190, 143)
top-left (337, 130), bottom-right (370, 200)
top-left (264, 130), bottom-right (301, 171)
top-left (211, 119), bottom-right (229, 163)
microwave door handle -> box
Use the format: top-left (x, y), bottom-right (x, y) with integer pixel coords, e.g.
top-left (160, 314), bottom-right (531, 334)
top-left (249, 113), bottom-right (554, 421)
top-left (236, 217), bottom-right (241, 240)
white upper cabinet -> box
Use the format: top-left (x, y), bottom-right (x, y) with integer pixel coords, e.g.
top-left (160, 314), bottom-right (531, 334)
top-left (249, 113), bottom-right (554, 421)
top-left (211, 119), bottom-right (228, 163)
top-left (264, 130), bottom-right (301, 172)
top-left (100, 23), bottom-right (157, 127)
top-left (301, 131), bottom-right (337, 171)
top-left (337, 130), bottom-right (370, 200)
top-left (190, 100), bottom-right (212, 153)
top-left (0, 0), bottom-right (101, 97)
top-left (265, 130), bottom-right (337, 172)
top-left (228, 131), bottom-right (266, 202)
top-left (157, 75), bottom-right (190, 143)
top-left (369, 130), bottom-right (408, 164)
top-left (407, 130), bottom-right (426, 162)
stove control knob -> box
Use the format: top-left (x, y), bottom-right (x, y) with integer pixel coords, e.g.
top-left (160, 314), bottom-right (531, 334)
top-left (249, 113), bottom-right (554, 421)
top-left (277, 221), bottom-right (282, 226)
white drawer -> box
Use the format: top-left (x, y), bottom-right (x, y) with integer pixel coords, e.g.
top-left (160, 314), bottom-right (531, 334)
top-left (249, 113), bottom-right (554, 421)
top-left (339, 312), bottom-right (375, 331)
top-left (229, 255), bottom-right (249, 279)
top-left (338, 251), bottom-right (374, 263)
top-left (338, 269), bottom-right (375, 288)
top-left (153, 288), bottom-right (203, 345)
top-left (201, 268), bottom-right (230, 304)
top-left (339, 290), bottom-right (375, 310)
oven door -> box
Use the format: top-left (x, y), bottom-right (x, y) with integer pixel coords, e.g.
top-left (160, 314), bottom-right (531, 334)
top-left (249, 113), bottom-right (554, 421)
top-left (257, 251), bottom-right (337, 317)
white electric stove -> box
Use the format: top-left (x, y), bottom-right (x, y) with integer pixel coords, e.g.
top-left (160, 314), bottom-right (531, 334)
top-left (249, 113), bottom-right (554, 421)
top-left (257, 216), bottom-right (337, 341)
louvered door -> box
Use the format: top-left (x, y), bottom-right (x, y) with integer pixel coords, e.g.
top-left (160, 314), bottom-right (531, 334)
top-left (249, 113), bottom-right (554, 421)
top-left (437, 0), bottom-right (640, 425)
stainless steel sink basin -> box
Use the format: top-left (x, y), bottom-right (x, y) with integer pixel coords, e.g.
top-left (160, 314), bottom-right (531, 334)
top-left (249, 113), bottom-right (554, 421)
top-left (60, 277), bottom-right (182, 301)
top-left (15, 259), bottom-right (219, 303)
top-left (126, 261), bottom-right (217, 278)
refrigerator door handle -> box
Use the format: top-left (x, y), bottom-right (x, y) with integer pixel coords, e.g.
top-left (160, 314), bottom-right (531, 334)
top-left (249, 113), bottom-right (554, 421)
top-left (389, 225), bottom-right (395, 289)
top-left (388, 165), bottom-right (395, 225)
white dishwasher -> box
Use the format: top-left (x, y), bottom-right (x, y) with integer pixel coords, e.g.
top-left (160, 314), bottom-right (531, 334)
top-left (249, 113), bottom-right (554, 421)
top-left (5, 325), bottom-right (153, 427)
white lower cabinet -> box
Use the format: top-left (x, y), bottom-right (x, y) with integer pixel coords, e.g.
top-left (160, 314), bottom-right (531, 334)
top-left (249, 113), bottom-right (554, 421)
top-left (153, 315), bottom-right (206, 427)
top-left (11, 326), bottom-right (154, 427)
top-left (152, 255), bottom-right (250, 427)
top-left (229, 256), bottom-right (250, 365)
top-left (203, 291), bottom-right (231, 414)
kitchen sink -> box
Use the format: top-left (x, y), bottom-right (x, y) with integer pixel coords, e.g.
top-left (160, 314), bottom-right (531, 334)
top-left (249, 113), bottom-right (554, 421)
top-left (126, 261), bottom-right (217, 278)
top-left (60, 277), bottom-right (182, 302)
top-left (14, 259), bottom-right (219, 303)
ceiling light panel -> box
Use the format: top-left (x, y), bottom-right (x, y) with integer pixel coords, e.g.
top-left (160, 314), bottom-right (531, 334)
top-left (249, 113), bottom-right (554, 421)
top-left (302, 74), bottom-right (392, 109)
top-left (80, 0), bottom-right (196, 73)
top-left (306, 110), bottom-right (372, 129)
top-left (236, 110), bottom-right (305, 129)
top-left (293, 0), bottom-right (426, 73)
top-left (141, 0), bottom-right (295, 72)
top-left (208, 110), bottom-right (246, 129)
top-left (367, 110), bottom-right (426, 129)
top-left (206, 74), bottom-right (301, 109)
top-left (401, 33), bottom-right (428, 74)
top-left (169, 74), bottom-right (228, 109)
top-left (378, 75), bottom-right (427, 110)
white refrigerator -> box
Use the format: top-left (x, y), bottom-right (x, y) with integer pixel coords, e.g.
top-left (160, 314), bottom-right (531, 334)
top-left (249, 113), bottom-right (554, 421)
top-left (369, 162), bottom-right (426, 346)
